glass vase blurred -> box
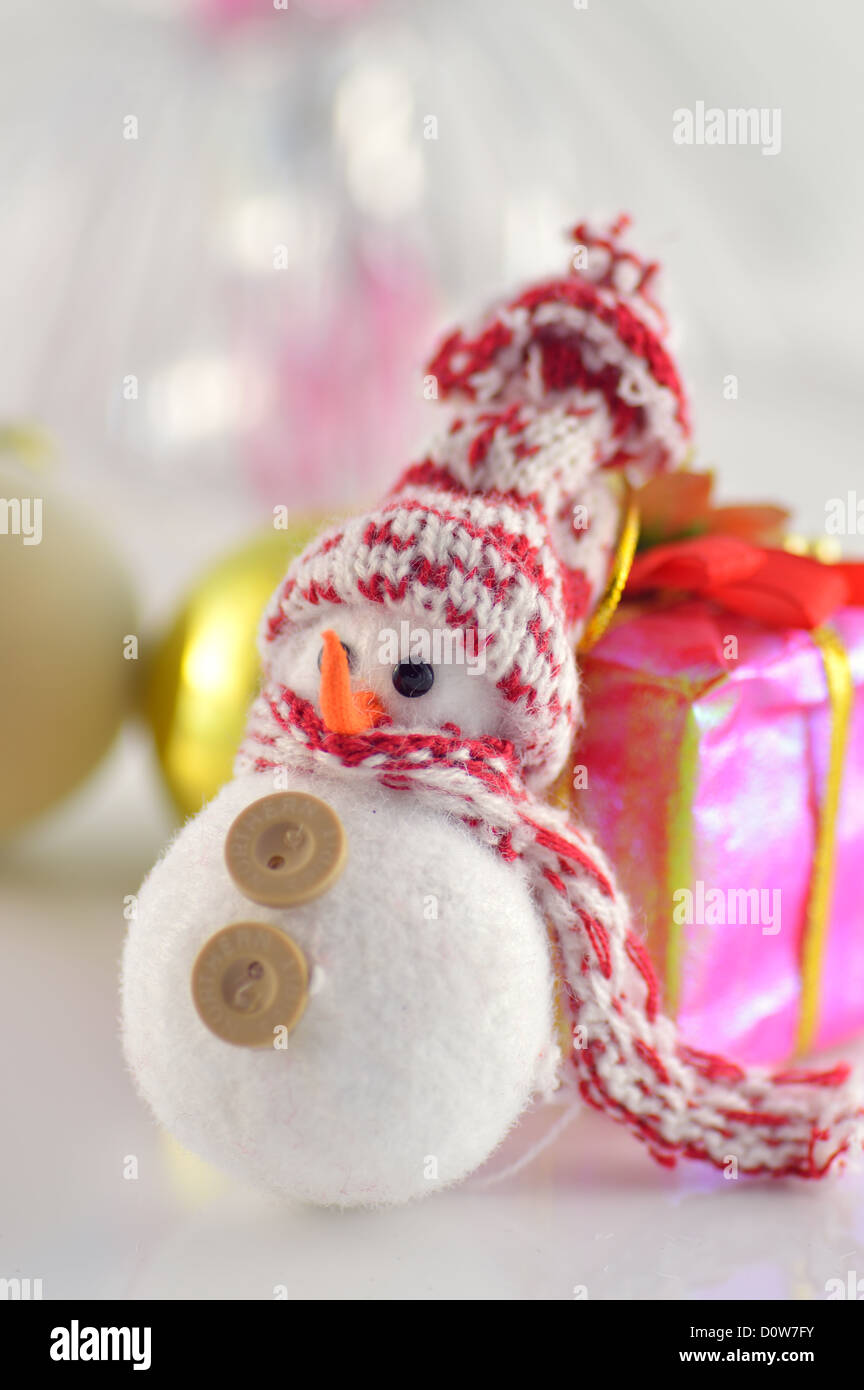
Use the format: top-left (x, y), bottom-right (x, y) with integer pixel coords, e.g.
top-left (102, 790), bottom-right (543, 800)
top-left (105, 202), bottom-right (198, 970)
top-left (0, 0), bottom-right (585, 619)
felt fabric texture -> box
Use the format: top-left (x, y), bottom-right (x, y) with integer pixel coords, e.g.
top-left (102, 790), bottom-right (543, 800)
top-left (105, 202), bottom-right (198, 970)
top-left (269, 607), bottom-right (506, 740)
top-left (122, 771), bottom-right (559, 1208)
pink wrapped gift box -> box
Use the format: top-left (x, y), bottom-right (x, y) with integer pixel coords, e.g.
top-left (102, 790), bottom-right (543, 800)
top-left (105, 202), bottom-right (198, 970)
top-left (572, 598), bottom-right (864, 1065)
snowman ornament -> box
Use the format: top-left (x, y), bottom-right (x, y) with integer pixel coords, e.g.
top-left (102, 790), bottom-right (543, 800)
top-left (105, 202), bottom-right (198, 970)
top-left (123, 218), bottom-right (863, 1206)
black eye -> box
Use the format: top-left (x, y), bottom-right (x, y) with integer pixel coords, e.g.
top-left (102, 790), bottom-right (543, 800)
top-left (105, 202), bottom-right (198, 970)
top-left (317, 641), bottom-right (353, 671)
top-left (391, 661), bottom-right (435, 698)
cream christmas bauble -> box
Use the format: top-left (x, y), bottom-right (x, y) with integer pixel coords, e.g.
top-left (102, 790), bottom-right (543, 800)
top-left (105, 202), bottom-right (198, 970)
top-left (0, 463), bottom-right (137, 833)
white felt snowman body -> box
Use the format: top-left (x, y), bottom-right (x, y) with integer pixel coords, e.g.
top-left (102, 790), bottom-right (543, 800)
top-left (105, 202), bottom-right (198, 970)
top-left (123, 776), bottom-right (561, 1209)
top-left (123, 608), bottom-right (562, 1207)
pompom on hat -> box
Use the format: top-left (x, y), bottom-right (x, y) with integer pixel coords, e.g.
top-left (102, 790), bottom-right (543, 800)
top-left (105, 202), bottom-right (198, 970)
top-left (426, 213), bottom-right (691, 475)
top-left (257, 216), bottom-right (691, 789)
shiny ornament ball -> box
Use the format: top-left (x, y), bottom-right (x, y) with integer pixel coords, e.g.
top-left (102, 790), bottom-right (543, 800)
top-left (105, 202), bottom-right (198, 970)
top-left (144, 520), bottom-right (322, 820)
top-left (0, 462), bottom-right (137, 833)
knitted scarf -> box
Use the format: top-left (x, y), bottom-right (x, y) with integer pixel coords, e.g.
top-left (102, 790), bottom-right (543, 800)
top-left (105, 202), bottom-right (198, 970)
top-left (238, 683), bottom-right (864, 1180)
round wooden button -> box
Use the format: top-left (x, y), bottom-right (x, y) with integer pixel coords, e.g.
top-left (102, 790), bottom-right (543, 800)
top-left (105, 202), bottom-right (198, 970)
top-left (191, 922), bottom-right (308, 1048)
top-left (224, 792), bottom-right (347, 907)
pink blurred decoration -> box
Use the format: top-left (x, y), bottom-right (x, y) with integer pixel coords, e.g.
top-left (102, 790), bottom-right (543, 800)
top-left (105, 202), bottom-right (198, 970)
top-left (245, 239), bottom-right (435, 510)
top-left (200, 0), bottom-right (377, 27)
top-left (576, 600), bottom-right (864, 1066)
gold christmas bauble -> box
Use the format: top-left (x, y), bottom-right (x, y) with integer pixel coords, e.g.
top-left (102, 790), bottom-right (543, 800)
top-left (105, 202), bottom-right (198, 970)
top-left (144, 520), bottom-right (322, 820)
top-left (0, 462), bottom-right (137, 833)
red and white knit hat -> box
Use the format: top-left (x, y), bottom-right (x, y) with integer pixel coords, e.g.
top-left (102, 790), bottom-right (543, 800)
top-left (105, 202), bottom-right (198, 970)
top-left (261, 216), bottom-right (690, 788)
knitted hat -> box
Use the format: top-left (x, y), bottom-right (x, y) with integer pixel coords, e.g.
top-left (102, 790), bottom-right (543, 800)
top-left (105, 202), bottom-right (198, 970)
top-left (261, 217), bottom-right (690, 789)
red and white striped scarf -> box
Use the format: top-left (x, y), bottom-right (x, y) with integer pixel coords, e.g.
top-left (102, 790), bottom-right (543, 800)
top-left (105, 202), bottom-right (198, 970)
top-left (239, 684), bottom-right (864, 1180)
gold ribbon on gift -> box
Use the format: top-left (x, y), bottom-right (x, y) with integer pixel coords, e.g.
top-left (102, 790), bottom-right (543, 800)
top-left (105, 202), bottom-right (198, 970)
top-left (578, 486), bottom-right (640, 654)
top-left (662, 710), bottom-right (701, 1018)
top-left (795, 626), bottom-right (854, 1054)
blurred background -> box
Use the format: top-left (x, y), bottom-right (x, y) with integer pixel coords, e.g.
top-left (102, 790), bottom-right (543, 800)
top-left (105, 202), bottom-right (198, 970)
top-left (2, 0), bottom-right (863, 1301)
top-left (2, 0), bottom-right (862, 612)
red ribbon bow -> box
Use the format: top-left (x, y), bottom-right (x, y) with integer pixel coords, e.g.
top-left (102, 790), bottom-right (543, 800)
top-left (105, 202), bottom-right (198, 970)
top-left (626, 534), bottom-right (864, 630)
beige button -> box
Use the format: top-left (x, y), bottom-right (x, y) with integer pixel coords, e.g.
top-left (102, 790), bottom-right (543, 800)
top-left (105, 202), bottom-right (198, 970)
top-left (225, 792), bottom-right (347, 907)
top-left (191, 922), bottom-right (308, 1048)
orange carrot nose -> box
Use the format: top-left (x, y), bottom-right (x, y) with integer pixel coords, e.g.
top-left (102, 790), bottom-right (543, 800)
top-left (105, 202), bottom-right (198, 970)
top-left (319, 630), bottom-right (386, 734)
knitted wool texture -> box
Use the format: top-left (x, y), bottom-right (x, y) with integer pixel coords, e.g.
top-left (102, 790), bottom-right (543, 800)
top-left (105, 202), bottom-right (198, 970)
top-left (239, 218), bottom-right (864, 1179)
